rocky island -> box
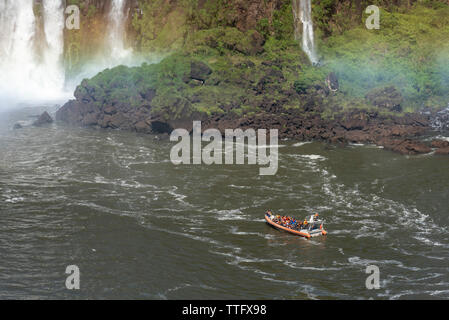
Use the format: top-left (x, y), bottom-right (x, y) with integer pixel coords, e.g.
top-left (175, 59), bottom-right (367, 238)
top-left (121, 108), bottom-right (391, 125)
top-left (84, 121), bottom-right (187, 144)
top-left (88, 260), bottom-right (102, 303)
top-left (56, 0), bottom-right (449, 155)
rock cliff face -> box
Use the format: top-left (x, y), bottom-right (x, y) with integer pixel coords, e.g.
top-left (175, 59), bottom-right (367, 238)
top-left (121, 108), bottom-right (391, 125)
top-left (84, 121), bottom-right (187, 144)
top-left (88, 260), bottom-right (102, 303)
top-left (56, 55), bottom-right (434, 156)
top-left (56, 0), bottom-right (449, 156)
top-left (64, 0), bottom-right (284, 58)
top-left (56, 83), bottom-right (433, 155)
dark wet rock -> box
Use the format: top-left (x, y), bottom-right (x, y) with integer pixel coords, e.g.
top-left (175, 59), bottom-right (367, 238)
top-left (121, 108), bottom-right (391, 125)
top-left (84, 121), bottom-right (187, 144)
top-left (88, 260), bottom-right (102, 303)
top-left (313, 82), bottom-right (330, 97)
top-left (400, 113), bottom-right (430, 127)
top-left (267, 68), bottom-right (284, 80)
top-left (431, 139), bottom-right (449, 149)
top-left (56, 101), bottom-right (80, 123)
top-left (109, 113), bottom-right (129, 129)
top-left (82, 112), bottom-right (98, 126)
top-left (56, 61), bottom-right (439, 157)
top-left (141, 88), bottom-right (157, 102)
top-left (58, 91), bottom-right (437, 156)
top-left (104, 106), bottom-right (117, 115)
top-left (249, 30), bottom-right (265, 55)
top-left (378, 138), bottom-right (431, 155)
top-left (74, 79), bottom-right (93, 103)
top-left (325, 72), bottom-right (339, 92)
top-left (151, 121), bottom-right (173, 134)
top-left (98, 115), bottom-right (112, 128)
top-left (339, 112), bottom-right (368, 131)
top-left (344, 130), bottom-right (371, 143)
top-left (202, 106), bottom-right (435, 156)
top-left (190, 61), bottom-right (212, 82)
top-left (435, 147), bottom-right (449, 155)
top-left (135, 120), bottom-right (152, 134)
top-left (255, 68), bottom-right (285, 94)
top-left (365, 86), bottom-right (403, 112)
top-left (235, 60), bottom-right (255, 69)
top-left (261, 59), bottom-right (282, 68)
top-left (33, 111), bottom-right (53, 126)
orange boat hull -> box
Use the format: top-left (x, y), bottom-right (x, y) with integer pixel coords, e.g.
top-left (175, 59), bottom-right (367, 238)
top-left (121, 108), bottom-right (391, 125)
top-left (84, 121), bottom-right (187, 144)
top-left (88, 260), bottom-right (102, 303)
top-left (265, 215), bottom-right (312, 239)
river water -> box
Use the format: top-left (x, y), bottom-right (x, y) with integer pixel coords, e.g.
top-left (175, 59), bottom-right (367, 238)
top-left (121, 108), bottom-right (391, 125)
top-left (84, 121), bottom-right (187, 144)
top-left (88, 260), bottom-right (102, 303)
top-left (0, 106), bottom-right (448, 300)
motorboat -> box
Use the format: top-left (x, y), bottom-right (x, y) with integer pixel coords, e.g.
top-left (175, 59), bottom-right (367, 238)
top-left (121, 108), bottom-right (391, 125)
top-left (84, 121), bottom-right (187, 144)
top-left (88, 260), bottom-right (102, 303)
top-left (264, 212), bottom-right (327, 239)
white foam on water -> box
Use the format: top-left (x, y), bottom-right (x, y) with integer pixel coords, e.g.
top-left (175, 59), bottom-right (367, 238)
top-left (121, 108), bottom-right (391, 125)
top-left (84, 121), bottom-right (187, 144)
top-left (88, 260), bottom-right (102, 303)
top-left (229, 226), bottom-right (276, 239)
top-left (261, 276), bottom-right (299, 286)
top-left (228, 184), bottom-right (251, 189)
top-left (433, 135), bottom-right (449, 142)
top-left (318, 162), bottom-right (447, 247)
top-left (292, 141), bottom-right (312, 147)
top-left (209, 208), bottom-right (250, 221)
top-left (5, 196), bottom-right (26, 203)
top-left (282, 260), bottom-right (342, 271)
top-left (233, 142), bottom-right (286, 150)
top-left (348, 143), bottom-right (365, 147)
top-left (167, 186), bottom-right (189, 204)
top-left (427, 289), bottom-right (449, 297)
top-left (413, 235), bottom-right (448, 248)
top-left (348, 256), bottom-right (422, 272)
top-left (147, 224), bottom-right (243, 255)
top-left (299, 154), bottom-right (327, 161)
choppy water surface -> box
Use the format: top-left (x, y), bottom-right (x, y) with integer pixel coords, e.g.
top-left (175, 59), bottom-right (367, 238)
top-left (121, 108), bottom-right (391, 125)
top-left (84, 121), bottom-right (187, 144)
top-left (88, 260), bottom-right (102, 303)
top-left (0, 107), bottom-right (448, 299)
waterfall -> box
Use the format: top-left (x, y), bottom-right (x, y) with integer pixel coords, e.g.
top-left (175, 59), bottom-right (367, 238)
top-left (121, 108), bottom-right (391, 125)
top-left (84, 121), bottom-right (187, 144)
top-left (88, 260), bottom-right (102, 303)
top-left (0, 0), bottom-right (67, 106)
top-left (430, 105), bottom-right (449, 131)
top-left (0, 0), bottom-right (143, 108)
top-left (107, 0), bottom-right (132, 63)
top-left (292, 0), bottom-right (318, 65)
top-left (62, 0), bottom-right (142, 93)
top-left (0, 0), bottom-right (37, 100)
top-left (67, 0), bottom-right (137, 89)
top-left (41, 0), bottom-right (65, 92)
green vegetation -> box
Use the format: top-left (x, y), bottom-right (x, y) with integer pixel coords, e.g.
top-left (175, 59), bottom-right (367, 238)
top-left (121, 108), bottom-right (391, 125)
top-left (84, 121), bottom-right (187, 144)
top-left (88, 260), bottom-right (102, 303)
top-left (70, 0), bottom-right (449, 121)
top-left (319, 4), bottom-right (449, 110)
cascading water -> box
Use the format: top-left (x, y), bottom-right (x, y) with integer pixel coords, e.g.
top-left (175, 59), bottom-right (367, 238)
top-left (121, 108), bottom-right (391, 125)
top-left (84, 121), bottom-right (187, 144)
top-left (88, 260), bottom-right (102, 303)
top-left (42, 0), bottom-right (65, 93)
top-left (292, 0), bottom-right (318, 65)
top-left (107, 0), bottom-right (133, 64)
top-left (430, 105), bottom-right (449, 131)
top-left (0, 0), bottom-right (68, 106)
top-left (67, 0), bottom-right (137, 88)
top-left (0, 0), bottom-right (137, 109)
